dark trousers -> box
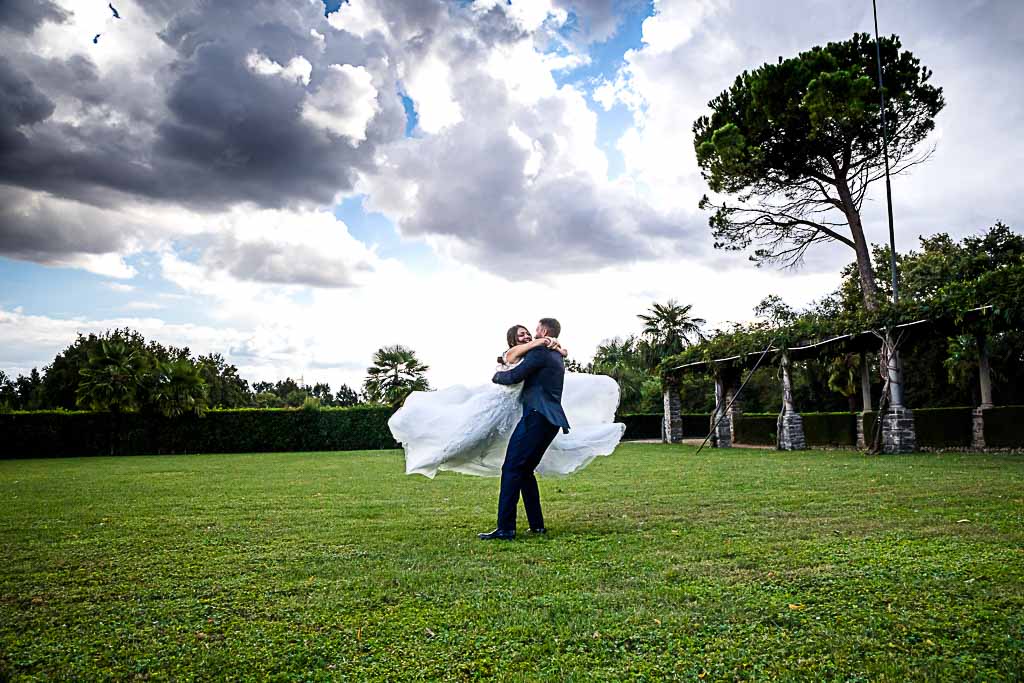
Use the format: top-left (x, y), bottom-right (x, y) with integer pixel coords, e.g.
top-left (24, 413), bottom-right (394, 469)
top-left (497, 410), bottom-right (560, 531)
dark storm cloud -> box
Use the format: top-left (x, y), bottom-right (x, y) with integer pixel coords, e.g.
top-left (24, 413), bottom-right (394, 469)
top-left (0, 0), bottom-right (68, 34)
top-left (0, 57), bottom-right (55, 123)
top-left (0, 0), bottom-right (406, 211)
top-left (0, 185), bottom-right (136, 262)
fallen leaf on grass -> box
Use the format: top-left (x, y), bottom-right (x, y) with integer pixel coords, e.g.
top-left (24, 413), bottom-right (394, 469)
top-left (425, 628), bottom-right (435, 638)
top-left (956, 519), bottom-right (970, 523)
top-left (788, 604), bottom-right (803, 610)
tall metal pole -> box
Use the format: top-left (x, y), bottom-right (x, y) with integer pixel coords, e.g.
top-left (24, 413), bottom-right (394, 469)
top-left (872, 0), bottom-right (905, 411)
top-left (872, 0), bottom-right (899, 303)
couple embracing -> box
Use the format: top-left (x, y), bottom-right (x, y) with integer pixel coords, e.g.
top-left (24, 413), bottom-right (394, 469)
top-left (388, 317), bottom-right (625, 540)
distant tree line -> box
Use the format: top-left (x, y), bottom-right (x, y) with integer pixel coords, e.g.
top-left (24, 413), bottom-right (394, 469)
top-left (0, 329), bottom-right (368, 415)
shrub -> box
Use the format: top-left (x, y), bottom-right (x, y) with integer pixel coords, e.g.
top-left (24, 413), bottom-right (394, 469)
top-left (734, 414), bottom-right (777, 446)
top-left (802, 412), bottom-right (857, 447)
top-left (682, 414), bottom-right (713, 438)
top-left (0, 406), bottom-right (399, 459)
top-left (912, 407), bottom-right (973, 448)
top-left (618, 413), bottom-right (662, 440)
top-left (982, 406), bottom-right (1024, 448)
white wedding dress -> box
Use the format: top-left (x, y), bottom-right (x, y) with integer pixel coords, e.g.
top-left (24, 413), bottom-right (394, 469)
top-left (388, 361), bottom-right (625, 478)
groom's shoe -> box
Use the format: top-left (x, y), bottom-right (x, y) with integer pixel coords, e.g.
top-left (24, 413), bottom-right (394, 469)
top-left (478, 528), bottom-right (516, 541)
top-left (527, 527), bottom-right (547, 535)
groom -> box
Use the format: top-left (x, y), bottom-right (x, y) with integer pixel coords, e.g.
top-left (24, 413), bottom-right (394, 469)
top-left (479, 317), bottom-right (570, 540)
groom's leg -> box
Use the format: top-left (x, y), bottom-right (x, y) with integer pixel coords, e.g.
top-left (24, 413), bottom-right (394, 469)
top-left (520, 414), bottom-right (560, 530)
top-left (497, 417), bottom-right (531, 531)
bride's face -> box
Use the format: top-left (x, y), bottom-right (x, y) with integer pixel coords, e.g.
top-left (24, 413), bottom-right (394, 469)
top-left (516, 327), bottom-right (533, 345)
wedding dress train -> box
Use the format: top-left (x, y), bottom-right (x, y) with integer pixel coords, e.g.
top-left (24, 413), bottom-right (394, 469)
top-left (388, 371), bottom-right (625, 478)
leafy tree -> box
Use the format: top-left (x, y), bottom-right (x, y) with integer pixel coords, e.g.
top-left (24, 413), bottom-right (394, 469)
top-left (363, 345), bottom-right (430, 405)
top-left (311, 382), bottom-right (334, 406)
top-left (564, 358), bottom-right (588, 373)
top-left (0, 371), bottom-right (18, 411)
top-left (694, 33), bottom-right (944, 312)
top-left (75, 339), bottom-right (149, 413)
top-left (255, 391), bottom-right (285, 408)
top-left (15, 368), bottom-right (44, 410)
top-left (591, 337), bottom-right (647, 412)
top-left (252, 381), bottom-right (275, 395)
top-left (151, 358), bottom-right (209, 418)
top-left (274, 378), bottom-right (303, 400)
top-left (197, 353), bottom-right (252, 408)
top-left (283, 389), bottom-right (311, 407)
top-left (334, 384), bottom-right (360, 407)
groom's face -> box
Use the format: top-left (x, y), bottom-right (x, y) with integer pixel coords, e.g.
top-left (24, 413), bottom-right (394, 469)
top-left (535, 323), bottom-right (548, 339)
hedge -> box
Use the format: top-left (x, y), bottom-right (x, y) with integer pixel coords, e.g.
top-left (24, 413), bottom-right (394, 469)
top-left (616, 413), bottom-right (716, 440)
top-left (802, 412), bottom-right (857, 447)
top-left (618, 413), bottom-right (663, 440)
top-left (682, 414), bottom-right (713, 438)
top-left (982, 406), bottom-right (1024, 448)
top-left (733, 414), bottom-right (777, 446)
top-left (0, 406), bottom-right (399, 459)
top-left (912, 407), bottom-right (973, 448)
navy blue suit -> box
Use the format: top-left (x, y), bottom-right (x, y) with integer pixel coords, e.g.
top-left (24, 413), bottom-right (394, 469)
top-left (491, 347), bottom-right (570, 531)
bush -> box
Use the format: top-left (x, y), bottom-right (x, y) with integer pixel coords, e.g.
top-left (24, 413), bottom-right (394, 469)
top-left (913, 407), bottom-right (973, 448)
top-left (802, 412), bottom-right (857, 447)
top-left (682, 414), bottom-right (713, 438)
top-left (618, 413), bottom-right (662, 440)
top-left (734, 414), bottom-right (777, 446)
top-left (0, 406), bottom-right (399, 459)
top-left (982, 406), bottom-right (1024, 448)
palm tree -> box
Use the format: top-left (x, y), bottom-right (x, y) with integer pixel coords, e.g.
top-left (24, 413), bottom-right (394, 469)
top-left (637, 300), bottom-right (706, 368)
top-left (591, 337), bottom-right (647, 412)
top-left (151, 358), bottom-right (209, 418)
top-left (363, 345), bottom-right (430, 405)
top-left (76, 339), bottom-right (149, 456)
top-left (75, 339), bottom-right (147, 413)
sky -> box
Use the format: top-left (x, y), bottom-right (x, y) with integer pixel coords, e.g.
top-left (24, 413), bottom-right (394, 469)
top-left (1, 0), bottom-right (1022, 391)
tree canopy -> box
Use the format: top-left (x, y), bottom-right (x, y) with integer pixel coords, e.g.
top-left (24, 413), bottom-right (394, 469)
top-left (694, 33), bottom-right (944, 310)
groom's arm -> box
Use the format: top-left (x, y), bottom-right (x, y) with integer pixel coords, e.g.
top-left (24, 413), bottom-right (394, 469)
top-left (492, 348), bottom-right (546, 385)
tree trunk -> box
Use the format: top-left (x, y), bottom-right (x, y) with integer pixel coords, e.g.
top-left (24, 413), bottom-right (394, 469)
top-left (835, 175), bottom-right (881, 312)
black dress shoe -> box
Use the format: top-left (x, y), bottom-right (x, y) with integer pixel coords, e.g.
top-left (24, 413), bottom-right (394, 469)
top-left (478, 529), bottom-right (516, 540)
top-left (527, 527), bottom-right (547, 535)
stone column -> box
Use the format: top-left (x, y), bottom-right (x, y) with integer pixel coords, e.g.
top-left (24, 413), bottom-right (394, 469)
top-left (662, 374), bottom-right (683, 444)
top-left (972, 333), bottom-right (994, 450)
top-left (857, 351), bottom-right (872, 449)
top-left (710, 373), bottom-right (731, 448)
top-left (723, 369), bottom-right (743, 446)
top-left (777, 353), bottom-right (806, 450)
top-left (882, 332), bottom-right (915, 454)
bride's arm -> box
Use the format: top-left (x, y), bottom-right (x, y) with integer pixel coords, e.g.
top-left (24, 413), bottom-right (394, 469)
top-left (503, 338), bottom-right (550, 364)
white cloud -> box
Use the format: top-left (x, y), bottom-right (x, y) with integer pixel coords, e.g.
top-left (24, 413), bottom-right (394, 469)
top-left (326, 0), bottom-right (390, 40)
top-left (301, 64), bottom-right (379, 143)
top-left (246, 50), bottom-right (313, 86)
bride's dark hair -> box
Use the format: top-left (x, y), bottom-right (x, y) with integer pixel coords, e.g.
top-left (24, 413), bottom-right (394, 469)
top-left (497, 324), bottom-right (529, 364)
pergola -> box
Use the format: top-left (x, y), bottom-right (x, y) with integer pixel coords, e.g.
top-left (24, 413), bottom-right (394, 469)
top-left (660, 308), bottom-right (999, 453)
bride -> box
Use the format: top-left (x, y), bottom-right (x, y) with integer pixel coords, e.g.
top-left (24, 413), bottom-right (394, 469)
top-left (388, 324), bottom-right (625, 478)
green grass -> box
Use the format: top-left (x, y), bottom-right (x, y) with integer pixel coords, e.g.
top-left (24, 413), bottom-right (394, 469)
top-left (1, 444), bottom-right (1023, 681)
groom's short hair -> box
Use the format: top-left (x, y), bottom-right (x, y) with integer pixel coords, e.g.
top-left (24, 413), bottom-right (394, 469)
top-left (539, 318), bottom-right (561, 338)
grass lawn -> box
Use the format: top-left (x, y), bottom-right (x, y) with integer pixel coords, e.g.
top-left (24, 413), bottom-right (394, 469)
top-left (1, 444), bottom-right (1023, 681)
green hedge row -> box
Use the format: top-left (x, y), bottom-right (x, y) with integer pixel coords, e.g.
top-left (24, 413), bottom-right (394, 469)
top-left (682, 414), bottom-right (713, 438)
top-left (911, 407), bottom-right (974, 448)
top-left (802, 412), bottom-right (857, 447)
top-left (618, 413), bottom-right (663, 440)
top-left (733, 414), bottom-right (777, 446)
top-left (982, 406), bottom-right (1024, 448)
top-left (616, 413), bottom-right (714, 440)
top-left (0, 407), bottom-right (399, 459)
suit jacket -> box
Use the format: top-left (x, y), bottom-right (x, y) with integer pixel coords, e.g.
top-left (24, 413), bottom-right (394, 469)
top-left (492, 347), bottom-right (570, 433)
